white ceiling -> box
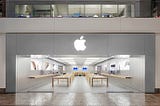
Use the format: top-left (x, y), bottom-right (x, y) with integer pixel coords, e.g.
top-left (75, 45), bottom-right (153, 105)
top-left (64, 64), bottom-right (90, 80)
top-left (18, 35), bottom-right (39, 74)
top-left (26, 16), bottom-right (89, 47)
top-left (30, 55), bottom-right (131, 66)
top-left (51, 56), bottom-right (108, 65)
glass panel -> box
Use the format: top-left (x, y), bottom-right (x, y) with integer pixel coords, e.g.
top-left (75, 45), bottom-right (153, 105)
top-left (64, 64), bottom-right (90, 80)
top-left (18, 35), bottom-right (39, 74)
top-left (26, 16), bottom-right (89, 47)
top-left (51, 5), bottom-right (55, 17)
top-left (119, 5), bottom-right (124, 17)
top-left (32, 5), bottom-right (51, 17)
top-left (68, 5), bottom-right (84, 17)
top-left (85, 5), bottom-right (101, 18)
top-left (118, 4), bottom-right (133, 18)
top-left (15, 5), bottom-right (32, 18)
top-left (53, 4), bottom-right (68, 17)
top-left (131, 4), bottom-right (135, 17)
top-left (14, 3), bottom-right (136, 18)
top-left (102, 5), bottom-right (118, 18)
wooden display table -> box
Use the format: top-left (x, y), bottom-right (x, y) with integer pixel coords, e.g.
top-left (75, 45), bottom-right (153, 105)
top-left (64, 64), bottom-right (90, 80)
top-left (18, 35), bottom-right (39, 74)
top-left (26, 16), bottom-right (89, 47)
top-left (86, 74), bottom-right (108, 87)
top-left (52, 73), bottom-right (74, 87)
top-left (85, 73), bottom-right (94, 82)
top-left (28, 74), bottom-right (57, 79)
top-left (73, 71), bottom-right (90, 76)
top-left (90, 75), bottom-right (108, 87)
top-left (100, 73), bottom-right (132, 79)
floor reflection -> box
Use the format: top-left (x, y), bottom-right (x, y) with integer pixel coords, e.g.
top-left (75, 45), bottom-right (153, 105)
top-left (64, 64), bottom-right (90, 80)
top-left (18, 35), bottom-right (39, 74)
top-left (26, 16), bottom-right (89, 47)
top-left (1, 93), bottom-right (160, 105)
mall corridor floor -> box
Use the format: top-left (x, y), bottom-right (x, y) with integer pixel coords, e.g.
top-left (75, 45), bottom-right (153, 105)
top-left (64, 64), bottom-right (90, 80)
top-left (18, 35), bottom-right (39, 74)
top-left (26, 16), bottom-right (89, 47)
top-left (0, 93), bottom-right (160, 106)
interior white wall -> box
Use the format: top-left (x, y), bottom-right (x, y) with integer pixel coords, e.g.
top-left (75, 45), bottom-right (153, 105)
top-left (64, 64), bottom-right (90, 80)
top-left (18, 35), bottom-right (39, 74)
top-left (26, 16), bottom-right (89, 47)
top-left (55, 4), bottom-right (68, 16)
top-left (96, 58), bottom-right (130, 73)
top-left (0, 35), bottom-right (6, 88)
top-left (31, 58), bottom-right (65, 73)
top-left (65, 65), bottom-right (95, 73)
top-left (156, 34), bottom-right (160, 88)
top-left (68, 5), bottom-right (84, 15)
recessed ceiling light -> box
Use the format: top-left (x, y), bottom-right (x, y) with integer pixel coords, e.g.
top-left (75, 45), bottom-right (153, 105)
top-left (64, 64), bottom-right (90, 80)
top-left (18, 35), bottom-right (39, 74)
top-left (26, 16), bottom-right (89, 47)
top-left (117, 55), bottom-right (130, 58)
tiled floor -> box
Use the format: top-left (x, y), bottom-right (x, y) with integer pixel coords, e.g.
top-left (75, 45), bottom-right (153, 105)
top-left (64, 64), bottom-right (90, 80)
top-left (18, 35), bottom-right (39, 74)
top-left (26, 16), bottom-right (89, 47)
top-left (25, 76), bottom-right (139, 93)
top-left (0, 93), bottom-right (160, 106)
top-left (1, 76), bottom-right (156, 106)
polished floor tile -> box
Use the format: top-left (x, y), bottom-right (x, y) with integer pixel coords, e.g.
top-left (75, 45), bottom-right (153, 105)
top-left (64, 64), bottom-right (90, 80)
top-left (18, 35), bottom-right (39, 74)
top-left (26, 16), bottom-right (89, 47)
top-left (1, 93), bottom-right (160, 106)
top-left (1, 76), bottom-right (159, 106)
top-left (26, 76), bottom-right (138, 93)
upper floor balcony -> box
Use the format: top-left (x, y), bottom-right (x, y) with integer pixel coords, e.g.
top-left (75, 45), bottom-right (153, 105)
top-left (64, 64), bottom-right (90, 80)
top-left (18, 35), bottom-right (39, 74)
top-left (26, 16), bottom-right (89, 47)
top-left (4, 0), bottom-right (160, 18)
top-left (14, 4), bottom-right (135, 18)
top-left (0, 0), bottom-right (160, 34)
top-left (0, 18), bottom-right (160, 33)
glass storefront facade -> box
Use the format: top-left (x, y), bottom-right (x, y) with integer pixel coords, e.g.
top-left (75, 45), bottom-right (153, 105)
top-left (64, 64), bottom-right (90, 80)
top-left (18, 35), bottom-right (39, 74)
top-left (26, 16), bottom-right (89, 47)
top-left (15, 4), bottom-right (135, 18)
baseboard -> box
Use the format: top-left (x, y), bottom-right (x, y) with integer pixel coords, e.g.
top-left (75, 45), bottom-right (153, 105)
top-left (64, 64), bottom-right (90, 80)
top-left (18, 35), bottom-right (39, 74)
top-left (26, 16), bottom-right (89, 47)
top-left (0, 88), bottom-right (6, 94)
top-left (155, 88), bottom-right (160, 93)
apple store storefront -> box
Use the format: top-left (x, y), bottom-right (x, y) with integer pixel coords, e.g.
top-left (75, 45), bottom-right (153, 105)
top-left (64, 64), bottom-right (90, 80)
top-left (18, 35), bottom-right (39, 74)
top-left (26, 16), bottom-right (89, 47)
top-left (6, 33), bottom-right (155, 93)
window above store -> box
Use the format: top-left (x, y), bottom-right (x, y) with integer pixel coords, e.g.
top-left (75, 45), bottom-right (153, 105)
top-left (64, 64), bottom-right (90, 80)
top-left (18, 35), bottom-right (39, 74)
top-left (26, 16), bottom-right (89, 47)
top-left (15, 4), bottom-right (135, 18)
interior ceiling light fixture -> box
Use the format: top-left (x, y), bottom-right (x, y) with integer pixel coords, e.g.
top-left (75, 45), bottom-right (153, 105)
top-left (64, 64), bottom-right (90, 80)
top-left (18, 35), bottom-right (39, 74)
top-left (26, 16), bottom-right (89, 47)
top-left (31, 55), bottom-right (48, 59)
top-left (117, 55), bottom-right (130, 58)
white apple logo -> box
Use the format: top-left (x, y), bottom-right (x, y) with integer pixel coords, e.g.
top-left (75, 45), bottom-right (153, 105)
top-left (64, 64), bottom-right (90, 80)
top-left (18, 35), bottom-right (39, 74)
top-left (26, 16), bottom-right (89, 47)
top-left (74, 36), bottom-right (86, 51)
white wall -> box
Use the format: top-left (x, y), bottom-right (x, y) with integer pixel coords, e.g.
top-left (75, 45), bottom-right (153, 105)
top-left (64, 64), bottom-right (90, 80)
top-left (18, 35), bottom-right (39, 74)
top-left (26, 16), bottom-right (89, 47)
top-left (156, 34), bottom-right (160, 88)
top-left (0, 35), bottom-right (5, 88)
top-left (66, 65), bottom-right (94, 73)
top-left (31, 58), bottom-right (65, 73)
top-left (0, 18), bottom-right (160, 33)
top-left (96, 58), bottom-right (130, 73)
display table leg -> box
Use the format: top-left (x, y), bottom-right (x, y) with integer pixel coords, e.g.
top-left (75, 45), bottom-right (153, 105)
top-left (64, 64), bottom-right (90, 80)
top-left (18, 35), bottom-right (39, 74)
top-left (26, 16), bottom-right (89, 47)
top-left (107, 78), bottom-right (108, 87)
top-left (101, 79), bottom-right (103, 85)
top-left (52, 78), bottom-right (54, 87)
top-left (67, 78), bottom-right (69, 87)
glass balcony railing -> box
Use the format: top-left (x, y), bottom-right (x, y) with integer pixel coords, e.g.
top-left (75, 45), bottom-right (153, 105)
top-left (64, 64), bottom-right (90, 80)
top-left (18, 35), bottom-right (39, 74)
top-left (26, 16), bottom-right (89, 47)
top-left (14, 4), bottom-right (135, 18)
top-left (4, 0), bottom-right (160, 18)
